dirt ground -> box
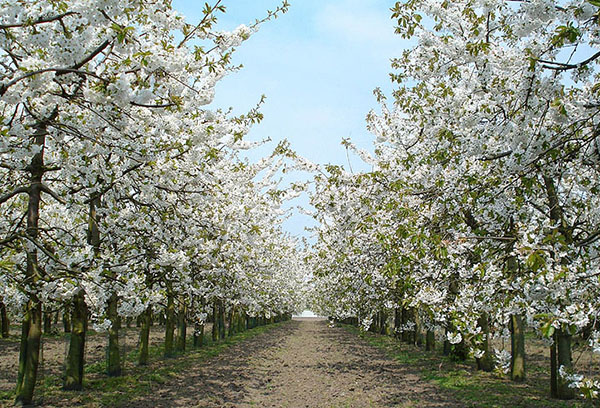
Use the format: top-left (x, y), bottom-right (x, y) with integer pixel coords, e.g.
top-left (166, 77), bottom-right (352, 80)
top-left (0, 323), bottom-right (212, 395)
top-left (124, 318), bottom-right (462, 408)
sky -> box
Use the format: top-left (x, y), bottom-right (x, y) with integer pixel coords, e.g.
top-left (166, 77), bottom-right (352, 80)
top-left (172, 0), bottom-right (403, 239)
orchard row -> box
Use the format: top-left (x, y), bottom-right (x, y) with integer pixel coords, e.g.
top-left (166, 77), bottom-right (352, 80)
top-left (0, 0), bottom-right (306, 405)
top-left (309, 0), bottom-right (600, 402)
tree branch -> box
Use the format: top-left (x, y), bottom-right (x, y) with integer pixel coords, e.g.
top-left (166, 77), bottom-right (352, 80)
top-left (178, 0), bottom-right (223, 48)
top-left (479, 150), bottom-right (512, 161)
top-left (39, 183), bottom-right (66, 204)
top-left (130, 101), bottom-right (176, 109)
top-left (0, 186), bottom-right (29, 205)
top-left (0, 12), bottom-right (77, 29)
top-left (538, 51), bottom-right (600, 71)
top-left (0, 40), bottom-right (111, 97)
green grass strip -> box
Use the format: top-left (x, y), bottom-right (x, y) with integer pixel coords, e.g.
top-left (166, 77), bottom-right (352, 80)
top-left (342, 324), bottom-right (594, 408)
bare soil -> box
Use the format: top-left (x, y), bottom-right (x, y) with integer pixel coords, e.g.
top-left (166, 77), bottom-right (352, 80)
top-left (0, 323), bottom-right (211, 395)
top-left (124, 318), bottom-right (462, 407)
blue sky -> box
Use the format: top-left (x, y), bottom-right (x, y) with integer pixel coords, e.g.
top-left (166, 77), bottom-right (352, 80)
top-left (173, 0), bottom-right (402, 238)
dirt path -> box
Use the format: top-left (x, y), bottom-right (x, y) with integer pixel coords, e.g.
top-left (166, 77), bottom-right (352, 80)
top-left (128, 318), bottom-right (461, 408)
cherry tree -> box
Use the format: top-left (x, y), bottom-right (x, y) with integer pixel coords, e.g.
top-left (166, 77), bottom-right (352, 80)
top-left (0, 0), bottom-right (301, 403)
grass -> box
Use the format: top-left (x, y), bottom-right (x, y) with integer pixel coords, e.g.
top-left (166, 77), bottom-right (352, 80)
top-left (342, 324), bottom-right (595, 408)
top-left (0, 321), bottom-right (289, 407)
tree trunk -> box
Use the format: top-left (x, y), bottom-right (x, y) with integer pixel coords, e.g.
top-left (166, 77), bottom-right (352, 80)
top-left (15, 111), bottom-right (57, 405)
top-left (63, 305), bottom-right (71, 333)
top-left (164, 289), bottom-right (175, 357)
top-left (401, 308), bottom-right (411, 342)
top-left (43, 309), bottom-right (52, 334)
top-left (64, 291), bottom-right (87, 390)
top-left (543, 176), bottom-right (575, 400)
top-left (194, 322), bottom-right (204, 348)
top-left (414, 311), bottom-right (423, 346)
top-left (426, 329), bottom-right (435, 351)
top-left (510, 314), bottom-right (526, 382)
top-left (550, 333), bottom-right (558, 398)
top-left (218, 301), bottom-right (225, 339)
top-left (394, 309), bottom-right (402, 339)
top-left (0, 302), bottom-right (9, 338)
top-left (106, 293), bottom-right (121, 376)
top-left (556, 328), bottom-right (575, 399)
top-left (176, 297), bottom-right (186, 352)
top-left (15, 300), bottom-right (42, 405)
top-left (228, 307), bottom-right (235, 337)
top-left (443, 327), bottom-right (451, 356)
top-left (138, 305), bottom-right (151, 365)
top-left (476, 312), bottom-right (494, 372)
top-left (212, 302), bottom-right (219, 342)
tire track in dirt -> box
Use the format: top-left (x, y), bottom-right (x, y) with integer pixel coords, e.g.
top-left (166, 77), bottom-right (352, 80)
top-left (128, 318), bottom-right (461, 407)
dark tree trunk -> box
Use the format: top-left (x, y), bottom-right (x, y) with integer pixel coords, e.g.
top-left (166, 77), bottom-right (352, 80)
top-left (194, 322), bottom-right (204, 348)
top-left (16, 110), bottom-right (57, 405)
top-left (176, 297), bottom-right (186, 352)
top-left (556, 329), bottom-right (575, 399)
top-left (476, 313), bottom-right (494, 372)
top-left (43, 309), bottom-right (52, 334)
top-left (138, 305), bottom-right (152, 365)
top-left (63, 291), bottom-right (87, 390)
top-left (212, 302), bottom-right (219, 342)
top-left (510, 314), bottom-right (526, 382)
top-left (164, 288), bottom-right (175, 357)
top-left (426, 329), bottom-right (435, 351)
top-left (218, 301), bottom-right (225, 339)
top-left (0, 302), bottom-right (9, 338)
top-left (63, 305), bottom-right (71, 333)
top-left (106, 293), bottom-right (121, 376)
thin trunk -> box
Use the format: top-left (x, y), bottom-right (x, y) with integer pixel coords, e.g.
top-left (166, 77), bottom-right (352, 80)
top-left (218, 301), bottom-right (225, 339)
top-left (176, 297), bottom-right (186, 352)
top-left (16, 300), bottom-right (42, 405)
top-left (43, 309), bottom-right (52, 334)
top-left (443, 327), bottom-right (451, 356)
top-left (212, 303), bottom-right (218, 342)
top-left (379, 311), bottom-right (387, 335)
top-left (237, 311), bottom-right (244, 333)
top-left (394, 309), bottom-right (402, 339)
top-left (426, 330), bottom-right (435, 351)
top-left (164, 288), bottom-right (175, 357)
top-left (510, 314), bottom-right (526, 382)
top-left (106, 293), bottom-right (121, 376)
top-left (228, 307), bottom-right (235, 337)
top-left (15, 110), bottom-right (57, 405)
top-left (544, 175), bottom-right (574, 399)
top-left (138, 305), bottom-right (151, 365)
top-left (550, 335), bottom-right (558, 398)
top-left (556, 328), bottom-right (575, 399)
top-left (401, 308), bottom-right (410, 342)
top-left (64, 195), bottom-right (98, 389)
top-left (476, 312), bottom-right (494, 372)
top-left (193, 322), bottom-right (204, 348)
top-left (63, 291), bottom-right (87, 390)
top-left (415, 312), bottom-right (424, 346)
top-left (63, 305), bottom-right (71, 333)
top-left (0, 302), bottom-right (9, 338)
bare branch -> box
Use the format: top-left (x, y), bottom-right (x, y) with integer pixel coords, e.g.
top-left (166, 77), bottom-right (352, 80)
top-left (576, 230), bottom-right (600, 247)
top-left (39, 183), bottom-right (65, 204)
top-left (479, 150), bottom-right (512, 161)
top-left (0, 40), bottom-right (111, 97)
top-left (538, 51), bottom-right (600, 71)
top-left (130, 101), bottom-right (176, 109)
top-left (178, 0), bottom-right (223, 48)
top-left (0, 186), bottom-right (28, 205)
top-left (460, 236), bottom-right (516, 242)
top-left (0, 12), bottom-right (78, 29)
